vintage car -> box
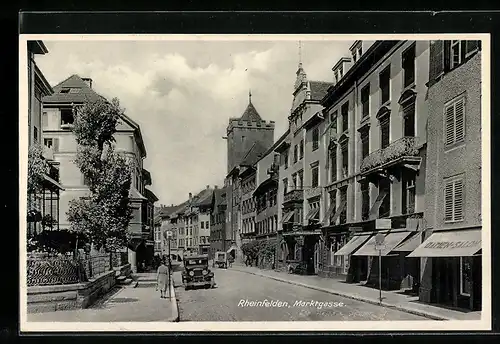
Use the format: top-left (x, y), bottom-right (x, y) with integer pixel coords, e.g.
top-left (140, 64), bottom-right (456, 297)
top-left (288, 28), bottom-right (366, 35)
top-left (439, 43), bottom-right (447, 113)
top-left (213, 251), bottom-right (228, 269)
top-left (182, 254), bottom-right (215, 290)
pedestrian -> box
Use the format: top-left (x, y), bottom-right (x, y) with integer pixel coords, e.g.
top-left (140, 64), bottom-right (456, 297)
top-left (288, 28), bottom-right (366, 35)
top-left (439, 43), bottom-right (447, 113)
top-left (156, 258), bottom-right (169, 299)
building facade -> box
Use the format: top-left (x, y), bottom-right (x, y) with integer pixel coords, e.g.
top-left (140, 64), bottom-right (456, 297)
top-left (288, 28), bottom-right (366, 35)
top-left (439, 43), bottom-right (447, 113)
top-left (240, 167), bottom-right (257, 245)
top-left (210, 186), bottom-right (228, 259)
top-left (410, 40), bottom-right (482, 311)
top-left (27, 40), bottom-right (64, 238)
top-left (319, 40), bottom-right (430, 292)
top-left (42, 75), bottom-right (156, 272)
top-left (224, 94), bottom-right (275, 263)
top-left (274, 61), bottom-right (332, 275)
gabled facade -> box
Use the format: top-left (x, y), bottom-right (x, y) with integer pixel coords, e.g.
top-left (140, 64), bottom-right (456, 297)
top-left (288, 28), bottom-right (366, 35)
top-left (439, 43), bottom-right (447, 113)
top-left (42, 74), bottom-right (156, 272)
top-left (275, 61), bottom-right (332, 275)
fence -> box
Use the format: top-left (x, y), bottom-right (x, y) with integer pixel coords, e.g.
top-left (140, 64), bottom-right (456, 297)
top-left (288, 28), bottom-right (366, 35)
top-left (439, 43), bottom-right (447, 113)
top-left (27, 251), bottom-right (129, 287)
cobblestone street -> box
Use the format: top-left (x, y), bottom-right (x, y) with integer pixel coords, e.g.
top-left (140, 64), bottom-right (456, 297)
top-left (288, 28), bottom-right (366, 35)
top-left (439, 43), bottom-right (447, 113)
top-left (174, 267), bottom-right (427, 321)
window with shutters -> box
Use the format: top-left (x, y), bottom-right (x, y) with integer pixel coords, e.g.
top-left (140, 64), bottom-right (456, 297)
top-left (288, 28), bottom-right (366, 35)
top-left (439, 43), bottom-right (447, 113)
top-left (361, 84), bottom-right (370, 118)
top-left (312, 127), bottom-right (319, 151)
top-left (444, 177), bottom-right (464, 222)
top-left (444, 96), bottom-right (466, 148)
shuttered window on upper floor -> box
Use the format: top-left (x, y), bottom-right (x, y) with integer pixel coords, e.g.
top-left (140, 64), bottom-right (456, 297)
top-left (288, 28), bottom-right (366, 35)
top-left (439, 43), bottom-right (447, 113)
top-left (444, 96), bottom-right (465, 147)
top-left (444, 177), bottom-right (464, 222)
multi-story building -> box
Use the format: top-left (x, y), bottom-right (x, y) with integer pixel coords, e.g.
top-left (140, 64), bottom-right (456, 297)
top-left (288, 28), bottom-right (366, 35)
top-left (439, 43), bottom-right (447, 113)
top-left (319, 40), bottom-right (430, 291)
top-left (42, 74), bottom-right (156, 272)
top-left (191, 186), bottom-right (213, 255)
top-left (224, 93), bottom-right (275, 263)
top-left (153, 210), bottom-right (162, 256)
top-left (159, 204), bottom-right (184, 261)
top-left (274, 61), bottom-right (332, 275)
top-left (408, 40), bottom-right (482, 311)
top-left (252, 133), bottom-right (284, 268)
top-left (240, 162), bottom-right (257, 246)
top-left (27, 40), bottom-right (64, 237)
top-left (210, 186), bottom-right (228, 258)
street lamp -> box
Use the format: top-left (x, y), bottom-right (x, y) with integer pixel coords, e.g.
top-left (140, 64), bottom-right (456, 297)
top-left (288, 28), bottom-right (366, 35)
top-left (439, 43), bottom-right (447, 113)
top-left (163, 229), bottom-right (173, 299)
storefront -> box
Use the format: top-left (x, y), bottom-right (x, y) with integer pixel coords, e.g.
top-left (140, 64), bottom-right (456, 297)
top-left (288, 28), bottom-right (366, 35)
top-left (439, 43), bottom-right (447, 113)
top-left (319, 231), bottom-right (350, 278)
top-left (408, 228), bottom-right (482, 311)
top-left (282, 230), bottom-right (322, 275)
top-left (352, 230), bottom-right (420, 291)
top-left (333, 232), bottom-right (372, 283)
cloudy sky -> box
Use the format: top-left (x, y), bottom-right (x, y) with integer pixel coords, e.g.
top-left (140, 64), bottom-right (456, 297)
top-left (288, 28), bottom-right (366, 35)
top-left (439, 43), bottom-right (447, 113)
top-left (35, 37), bottom-right (353, 206)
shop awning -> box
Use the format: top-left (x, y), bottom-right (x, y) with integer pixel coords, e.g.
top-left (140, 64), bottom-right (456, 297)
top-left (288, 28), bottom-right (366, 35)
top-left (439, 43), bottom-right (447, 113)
top-left (392, 232), bottom-right (422, 253)
top-left (353, 231), bottom-right (412, 256)
top-left (282, 230), bottom-right (322, 237)
top-left (407, 229), bottom-right (481, 258)
top-left (281, 211), bottom-right (295, 224)
top-left (334, 234), bottom-right (371, 256)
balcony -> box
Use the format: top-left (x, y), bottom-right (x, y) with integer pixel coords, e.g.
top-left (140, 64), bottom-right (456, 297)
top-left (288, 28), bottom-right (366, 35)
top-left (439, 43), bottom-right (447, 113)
top-left (360, 136), bottom-right (421, 176)
top-left (283, 188), bottom-right (303, 204)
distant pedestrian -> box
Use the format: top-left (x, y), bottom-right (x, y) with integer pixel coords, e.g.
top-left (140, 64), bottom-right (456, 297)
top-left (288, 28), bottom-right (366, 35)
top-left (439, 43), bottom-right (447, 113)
top-left (156, 259), bottom-right (169, 299)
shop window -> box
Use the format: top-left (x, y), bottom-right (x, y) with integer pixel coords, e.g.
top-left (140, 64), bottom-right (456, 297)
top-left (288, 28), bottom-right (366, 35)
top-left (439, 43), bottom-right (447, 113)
top-left (402, 43), bottom-right (416, 88)
top-left (460, 256), bottom-right (472, 296)
top-left (445, 96), bottom-right (465, 147)
top-left (361, 84), bottom-right (370, 118)
top-left (341, 102), bottom-right (349, 132)
top-left (379, 66), bottom-right (391, 105)
top-left (444, 177), bottom-right (464, 222)
top-left (312, 127), bottom-right (320, 151)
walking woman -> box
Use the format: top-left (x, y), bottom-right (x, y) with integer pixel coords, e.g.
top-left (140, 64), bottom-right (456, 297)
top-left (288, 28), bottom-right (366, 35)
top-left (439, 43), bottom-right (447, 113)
top-left (156, 258), bottom-right (169, 299)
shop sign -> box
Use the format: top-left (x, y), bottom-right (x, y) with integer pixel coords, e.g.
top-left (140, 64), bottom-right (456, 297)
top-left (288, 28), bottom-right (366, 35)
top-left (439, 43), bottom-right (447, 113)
top-left (424, 240), bottom-right (480, 249)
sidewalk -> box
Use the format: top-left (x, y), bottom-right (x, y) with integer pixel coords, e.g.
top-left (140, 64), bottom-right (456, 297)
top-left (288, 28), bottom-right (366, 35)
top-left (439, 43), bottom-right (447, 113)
top-left (230, 264), bottom-right (481, 321)
top-left (28, 273), bottom-right (179, 322)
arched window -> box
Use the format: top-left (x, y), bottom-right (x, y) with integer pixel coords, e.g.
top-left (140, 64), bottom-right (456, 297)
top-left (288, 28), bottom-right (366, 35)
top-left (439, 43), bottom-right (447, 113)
top-left (398, 89), bottom-right (417, 138)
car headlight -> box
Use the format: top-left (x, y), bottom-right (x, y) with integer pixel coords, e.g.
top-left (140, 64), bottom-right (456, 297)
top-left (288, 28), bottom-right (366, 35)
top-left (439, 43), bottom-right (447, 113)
top-left (189, 271), bottom-right (194, 276)
top-left (202, 270), bottom-right (208, 275)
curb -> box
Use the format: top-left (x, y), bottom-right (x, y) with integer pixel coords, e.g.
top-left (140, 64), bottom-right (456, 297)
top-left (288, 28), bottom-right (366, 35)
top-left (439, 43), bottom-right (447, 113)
top-left (169, 278), bottom-right (180, 322)
top-left (232, 268), bottom-right (451, 321)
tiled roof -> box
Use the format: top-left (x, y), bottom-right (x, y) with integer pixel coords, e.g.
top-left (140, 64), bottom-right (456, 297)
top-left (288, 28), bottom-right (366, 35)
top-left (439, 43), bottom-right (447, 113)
top-left (213, 187), bottom-right (227, 207)
top-left (239, 102), bottom-right (262, 121)
top-left (129, 187), bottom-right (147, 200)
top-left (309, 81), bottom-right (333, 101)
top-left (240, 141), bottom-right (269, 166)
top-left (43, 74), bottom-right (105, 104)
top-left (193, 188), bottom-right (213, 207)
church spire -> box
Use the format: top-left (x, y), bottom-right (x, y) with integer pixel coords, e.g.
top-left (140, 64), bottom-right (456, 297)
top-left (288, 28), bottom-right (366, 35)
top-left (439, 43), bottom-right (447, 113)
top-left (298, 40), bottom-right (302, 67)
top-left (294, 41), bottom-right (308, 90)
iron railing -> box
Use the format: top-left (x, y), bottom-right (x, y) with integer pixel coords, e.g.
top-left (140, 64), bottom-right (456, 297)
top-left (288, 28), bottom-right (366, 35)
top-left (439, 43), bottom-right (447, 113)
top-left (360, 136), bottom-right (420, 173)
top-left (283, 189), bottom-right (304, 204)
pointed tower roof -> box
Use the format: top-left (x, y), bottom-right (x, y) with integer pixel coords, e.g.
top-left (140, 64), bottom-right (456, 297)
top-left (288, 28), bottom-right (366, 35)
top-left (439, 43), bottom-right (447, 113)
top-left (239, 90), bottom-right (262, 121)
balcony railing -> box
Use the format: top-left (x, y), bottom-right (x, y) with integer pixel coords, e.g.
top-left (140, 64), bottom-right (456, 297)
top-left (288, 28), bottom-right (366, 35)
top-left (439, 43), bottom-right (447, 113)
top-left (283, 188), bottom-right (303, 204)
top-left (360, 136), bottom-right (420, 173)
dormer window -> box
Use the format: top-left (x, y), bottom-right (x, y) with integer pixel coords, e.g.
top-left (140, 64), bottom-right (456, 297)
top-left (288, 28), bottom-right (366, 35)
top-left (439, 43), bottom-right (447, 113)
top-left (60, 88), bottom-right (70, 94)
top-left (335, 65), bottom-right (344, 83)
top-left (350, 41), bottom-right (363, 63)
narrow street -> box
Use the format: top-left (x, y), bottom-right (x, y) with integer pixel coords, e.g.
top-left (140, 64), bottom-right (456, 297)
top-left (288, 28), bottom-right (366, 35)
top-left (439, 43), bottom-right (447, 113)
top-left (174, 267), bottom-right (427, 321)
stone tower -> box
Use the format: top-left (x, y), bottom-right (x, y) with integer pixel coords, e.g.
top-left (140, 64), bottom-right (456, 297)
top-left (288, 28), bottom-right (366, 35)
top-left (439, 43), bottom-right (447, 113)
top-left (226, 91), bottom-right (275, 174)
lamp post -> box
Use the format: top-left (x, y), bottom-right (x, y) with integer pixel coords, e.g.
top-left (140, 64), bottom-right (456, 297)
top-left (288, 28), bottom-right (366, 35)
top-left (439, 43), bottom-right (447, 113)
top-left (374, 232), bottom-right (385, 305)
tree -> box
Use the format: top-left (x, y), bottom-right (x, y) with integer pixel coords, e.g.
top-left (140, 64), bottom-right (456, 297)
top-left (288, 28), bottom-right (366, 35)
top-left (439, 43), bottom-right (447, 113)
top-left (67, 97), bottom-right (133, 253)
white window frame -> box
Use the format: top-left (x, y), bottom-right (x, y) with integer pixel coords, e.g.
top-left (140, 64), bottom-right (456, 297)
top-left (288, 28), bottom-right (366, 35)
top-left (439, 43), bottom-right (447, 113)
top-left (459, 256), bottom-right (471, 297)
top-left (444, 177), bottom-right (464, 223)
top-left (450, 40), bottom-right (463, 69)
top-left (444, 95), bottom-right (466, 147)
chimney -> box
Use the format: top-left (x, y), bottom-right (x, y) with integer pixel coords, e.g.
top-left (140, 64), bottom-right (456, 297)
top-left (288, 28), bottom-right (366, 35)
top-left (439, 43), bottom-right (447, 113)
top-left (206, 185), bottom-right (210, 190)
top-left (82, 78), bottom-right (93, 89)
top-left (189, 193), bottom-right (192, 202)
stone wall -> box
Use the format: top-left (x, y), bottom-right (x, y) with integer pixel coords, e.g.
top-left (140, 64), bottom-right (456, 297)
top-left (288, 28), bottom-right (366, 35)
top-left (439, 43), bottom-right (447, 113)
top-left (27, 269), bottom-right (116, 313)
